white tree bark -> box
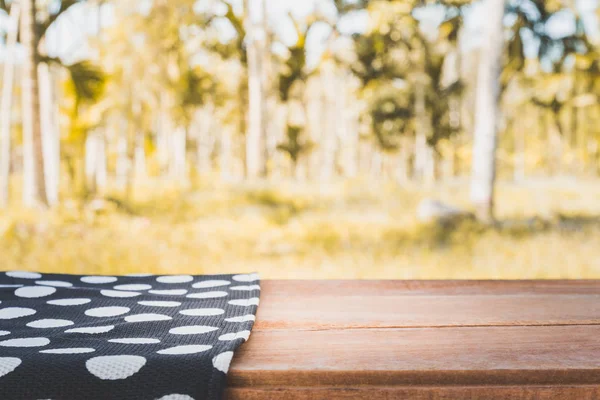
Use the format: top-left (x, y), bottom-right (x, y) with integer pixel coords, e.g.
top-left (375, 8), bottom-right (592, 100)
top-left (85, 131), bottom-right (99, 192)
top-left (413, 74), bottom-right (435, 184)
top-left (156, 101), bottom-right (172, 175)
top-left (0, 4), bottom-right (20, 207)
top-left (220, 125), bottom-right (233, 182)
top-left (133, 132), bottom-right (146, 181)
top-left (38, 63), bottom-right (59, 206)
top-left (116, 132), bottom-right (129, 190)
top-left (394, 141), bottom-right (410, 184)
top-left (245, 0), bottom-right (267, 179)
top-left (341, 90), bottom-right (359, 178)
top-left (97, 134), bottom-right (107, 189)
top-left (171, 126), bottom-right (187, 183)
top-left (470, 0), bottom-right (505, 222)
top-left (336, 70), bottom-right (359, 178)
top-left (21, 0), bottom-right (48, 207)
top-left (196, 105), bottom-right (215, 175)
top-left (320, 61), bottom-right (338, 181)
top-left (85, 130), bottom-right (107, 194)
top-left (370, 149), bottom-right (383, 178)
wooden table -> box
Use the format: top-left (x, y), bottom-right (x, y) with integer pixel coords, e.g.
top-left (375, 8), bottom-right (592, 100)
top-left (226, 280), bottom-right (600, 399)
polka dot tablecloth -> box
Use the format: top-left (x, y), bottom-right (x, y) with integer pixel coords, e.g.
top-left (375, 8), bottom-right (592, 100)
top-left (0, 271), bottom-right (260, 400)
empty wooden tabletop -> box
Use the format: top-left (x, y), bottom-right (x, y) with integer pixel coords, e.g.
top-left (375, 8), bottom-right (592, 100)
top-left (225, 280), bottom-right (600, 399)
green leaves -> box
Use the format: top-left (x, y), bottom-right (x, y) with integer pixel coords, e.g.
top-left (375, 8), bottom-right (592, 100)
top-left (369, 89), bottom-right (413, 151)
top-left (349, 0), bottom-right (464, 151)
top-left (351, 31), bottom-right (409, 87)
top-left (277, 13), bottom-right (321, 102)
top-left (65, 61), bottom-right (106, 106)
top-left (276, 125), bottom-right (314, 163)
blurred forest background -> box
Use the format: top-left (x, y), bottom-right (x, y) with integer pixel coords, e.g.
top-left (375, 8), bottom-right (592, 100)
top-left (1, 0), bottom-right (600, 278)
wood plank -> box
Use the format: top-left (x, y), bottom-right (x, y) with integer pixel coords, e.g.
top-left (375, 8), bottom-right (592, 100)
top-left (226, 386), bottom-right (600, 400)
top-left (228, 281), bottom-right (600, 399)
top-left (261, 280), bottom-right (600, 296)
top-left (229, 326), bottom-right (600, 388)
top-left (256, 281), bottom-right (600, 329)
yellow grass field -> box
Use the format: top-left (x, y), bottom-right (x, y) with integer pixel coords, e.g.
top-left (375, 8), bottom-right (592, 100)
top-left (2, 177), bottom-right (600, 279)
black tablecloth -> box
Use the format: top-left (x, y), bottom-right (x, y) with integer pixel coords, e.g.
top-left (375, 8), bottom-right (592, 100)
top-left (0, 271), bottom-right (260, 400)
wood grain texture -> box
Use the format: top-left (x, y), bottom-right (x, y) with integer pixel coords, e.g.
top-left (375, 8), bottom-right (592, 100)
top-left (229, 326), bottom-right (600, 387)
top-left (226, 280), bottom-right (600, 399)
top-left (254, 280), bottom-right (600, 329)
top-left (225, 386), bottom-right (600, 400)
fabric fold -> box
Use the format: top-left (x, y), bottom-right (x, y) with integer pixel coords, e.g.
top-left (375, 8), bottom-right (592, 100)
top-left (0, 271), bottom-right (260, 400)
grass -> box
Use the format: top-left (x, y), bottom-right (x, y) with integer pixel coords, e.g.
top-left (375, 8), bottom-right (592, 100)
top-left (2, 176), bottom-right (600, 279)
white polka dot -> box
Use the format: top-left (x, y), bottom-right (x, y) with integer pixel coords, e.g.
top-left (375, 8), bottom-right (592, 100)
top-left (156, 395), bottom-right (195, 400)
top-left (125, 273), bottom-right (153, 277)
top-left (15, 286), bottom-right (56, 298)
top-left (109, 338), bottom-right (161, 344)
top-left (40, 348), bottom-right (95, 354)
top-left (27, 319), bottom-right (74, 328)
top-left (212, 351), bottom-right (234, 373)
top-left (85, 307), bottom-right (130, 317)
top-left (6, 271), bottom-right (41, 279)
top-left (0, 331), bottom-right (9, 336)
top-left (149, 289), bottom-right (188, 296)
top-left (0, 357), bottom-right (21, 378)
top-left (192, 280), bottom-right (230, 289)
top-left (232, 273), bottom-right (259, 282)
top-left (156, 275), bottom-right (193, 284)
top-left (157, 345), bottom-right (212, 355)
top-left (114, 284), bottom-right (152, 291)
top-left (86, 355), bottom-right (146, 380)
top-left (0, 307), bottom-right (36, 319)
top-left (66, 325), bottom-right (114, 334)
top-left (80, 276), bottom-right (117, 284)
top-left (228, 298), bottom-right (260, 307)
top-left (225, 315), bottom-right (256, 323)
top-left (219, 330), bottom-right (251, 342)
top-left (179, 308), bottom-right (224, 316)
top-left (186, 291), bottom-right (228, 299)
top-left (0, 337), bottom-right (50, 347)
top-left (35, 280), bottom-right (73, 287)
top-left (0, 284), bottom-right (22, 288)
top-left (101, 290), bottom-right (141, 298)
top-left (48, 298), bottom-right (91, 306)
top-left (169, 326), bottom-right (219, 335)
top-left (138, 301), bottom-right (181, 308)
top-left (124, 314), bottom-right (172, 323)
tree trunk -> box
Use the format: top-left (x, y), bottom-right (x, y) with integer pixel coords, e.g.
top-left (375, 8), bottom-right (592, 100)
top-left (470, 0), bottom-right (504, 223)
top-left (85, 130), bottom-right (107, 195)
top-left (84, 0), bottom-right (105, 196)
top-left (196, 105), bottom-right (215, 175)
top-left (21, 0), bottom-right (48, 207)
top-left (320, 61), bottom-right (338, 181)
top-left (85, 132), bottom-right (98, 195)
top-left (39, 62), bottom-right (59, 205)
top-left (157, 100), bottom-right (172, 175)
top-left (116, 124), bottom-right (129, 191)
top-left (413, 74), bottom-right (435, 184)
top-left (245, 0), bottom-right (267, 179)
top-left (261, 0), bottom-right (272, 176)
top-left (220, 125), bottom-right (233, 182)
top-left (171, 126), bottom-right (187, 183)
top-left (0, 4), bottom-right (20, 207)
top-left (395, 143), bottom-right (410, 185)
top-left (134, 137), bottom-right (147, 181)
